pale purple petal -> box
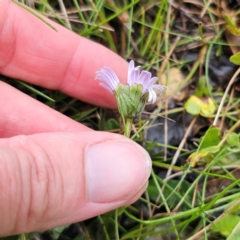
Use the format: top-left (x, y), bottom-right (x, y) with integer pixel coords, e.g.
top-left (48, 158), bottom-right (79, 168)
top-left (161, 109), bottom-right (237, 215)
top-left (128, 60), bottom-right (141, 85)
top-left (99, 83), bottom-right (113, 93)
top-left (143, 77), bottom-right (158, 90)
top-left (147, 84), bottom-right (166, 103)
top-left (128, 60), bottom-right (135, 83)
top-left (129, 60), bottom-right (141, 71)
top-left (104, 67), bottom-right (119, 82)
top-left (137, 71), bottom-right (151, 87)
top-left (102, 67), bottom-right (120, 89)
top-left (152, 84), bottom-right (166, 93)
top-left (128, 60), bottom-right (135, 73)
top-left (138, 71), bottom-right (152, 86)
top-left (147, 89), bottom-right (154, 103)
top-left (153, 84), bottom-right (165, 89)
top-left (96, 71), bottom-right (116, 90)
top-left (128, 68), bottom-right (140, 86)
top-left (148, 89), bottom-right (157, 103)
top-left (96, 66), bottom-right (120, 91)
top-left (151, 91), bottom-right (157, 103)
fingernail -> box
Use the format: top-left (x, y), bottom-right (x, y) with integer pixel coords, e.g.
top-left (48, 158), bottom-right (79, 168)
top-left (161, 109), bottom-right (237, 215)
top-left (85, 139), bottom-right (151, 203)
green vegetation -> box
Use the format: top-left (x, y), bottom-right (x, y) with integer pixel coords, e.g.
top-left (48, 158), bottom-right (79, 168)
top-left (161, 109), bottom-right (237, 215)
top-left (2, 0), bottom-right (240, 239)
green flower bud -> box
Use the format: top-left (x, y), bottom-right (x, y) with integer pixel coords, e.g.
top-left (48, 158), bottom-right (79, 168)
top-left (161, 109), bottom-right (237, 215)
top-left (114, 83), bottom-right (148, 118)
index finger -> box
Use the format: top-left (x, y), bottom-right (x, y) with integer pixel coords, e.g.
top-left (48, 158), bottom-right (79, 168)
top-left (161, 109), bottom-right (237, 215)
top-left (0, 0), bottom-right (128, 108)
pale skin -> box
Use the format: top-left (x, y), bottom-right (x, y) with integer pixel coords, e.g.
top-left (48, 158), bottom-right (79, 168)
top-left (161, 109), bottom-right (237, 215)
top-left (0, 0), bottom-right (152, 236)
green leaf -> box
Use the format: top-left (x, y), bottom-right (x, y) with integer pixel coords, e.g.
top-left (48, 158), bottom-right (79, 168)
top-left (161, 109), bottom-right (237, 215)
top-left (17, 81), bottom-right (55, 102)
top-left (187, 127), bottom-right (221, 166)
top-left (199, 127), bottom-right (222, 149)
top-left (226, 133), bottom-right (240, 147)
top-left (184, 96), bottom-right (216, 117)
top-left (228, 201), bottom-right (240, 214)
top-left (200, 97), bottom-right (216, 116)
top-left (230, 52), bottom-right (240, 65)
top-left (184, 96), bottom-right (201, 115)
top-left (227, 221), bottom-right (240, 240)
top-left (212, 213), bottom-right (240, 237)
top-left (187, 146), bottom-right (220, 167)
top-left (195, 76), bottom-right (212, 97)
top-left (72, 107), bottom-right (97, 121)
top-left (104, 118), bottom-right (119, 130)
top-left (224, 15), bottom-right (240, 36)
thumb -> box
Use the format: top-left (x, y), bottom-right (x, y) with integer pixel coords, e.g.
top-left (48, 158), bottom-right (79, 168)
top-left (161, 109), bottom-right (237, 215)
top-left (0, 131), bottom-right (151, 236)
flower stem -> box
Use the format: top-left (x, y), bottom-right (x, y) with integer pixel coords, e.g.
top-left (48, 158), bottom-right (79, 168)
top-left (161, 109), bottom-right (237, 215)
top-left (124, 118), bottom-right (133, 137)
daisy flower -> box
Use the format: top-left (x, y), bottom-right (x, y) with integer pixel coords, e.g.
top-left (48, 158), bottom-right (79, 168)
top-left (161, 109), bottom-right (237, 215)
top-left (96, 60), bottom-right (166, 137)
top-left (96, 60), bottom-right (165, 103)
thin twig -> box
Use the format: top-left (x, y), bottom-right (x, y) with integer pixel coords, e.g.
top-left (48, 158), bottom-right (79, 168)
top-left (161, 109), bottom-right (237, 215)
top-left (218, 120), bottom-right (240, 147)
top-left (165, 116), bottom-right (198, 180)
top-left (58, 0), bottom-right (72, 30)
top-left (213, 67), bottom-right (240, 126)
top-left (219, 87), bottom-right (235, 130)
top-left (158, 36), bottom-right (181, 77)
top-left (164, 100), bottom-right (168, 162)
top-left (142, 111), bottom-right (175, 122)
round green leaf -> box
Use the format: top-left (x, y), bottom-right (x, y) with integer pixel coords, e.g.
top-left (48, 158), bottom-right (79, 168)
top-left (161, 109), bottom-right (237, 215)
top-left (230, 52), bottom-right (240, 65)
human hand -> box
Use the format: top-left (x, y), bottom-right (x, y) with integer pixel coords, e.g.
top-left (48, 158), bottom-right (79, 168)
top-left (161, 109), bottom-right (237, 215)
top-left (0, 0), bottom-right (151, 236)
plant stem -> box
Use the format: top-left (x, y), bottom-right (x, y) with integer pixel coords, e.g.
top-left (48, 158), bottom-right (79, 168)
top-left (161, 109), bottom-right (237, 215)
top-left (124, 118), bottom-right (133, 137)
top-left (115, 208), bottom-right (120, 240)
top-left (213, 67), bottom-right (240, 126)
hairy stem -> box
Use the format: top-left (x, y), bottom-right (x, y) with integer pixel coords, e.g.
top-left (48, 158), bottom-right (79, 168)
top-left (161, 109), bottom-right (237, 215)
top-left (124, 118), bottom-right (133, 137)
